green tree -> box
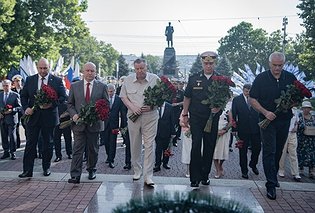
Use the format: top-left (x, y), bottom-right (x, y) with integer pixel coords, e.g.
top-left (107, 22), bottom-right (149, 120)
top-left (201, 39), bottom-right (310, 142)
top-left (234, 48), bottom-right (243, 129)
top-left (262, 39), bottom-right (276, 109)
top-left (218, 22), bottom-right (270, 72)
top-left (216, 54), bottom-right (233, 76)
top-left (117, 55), bottom-right (130, 78)
top-left (0, 0), bottom-right (15, 39)
top-left (0, 0), bottom-right (89, 77)
top-left (297, 1), bottom-right (315, 79)
top-left (189, 54), bottom-right (202, 75)
top-left (145, 55), bottom-right (162, 75)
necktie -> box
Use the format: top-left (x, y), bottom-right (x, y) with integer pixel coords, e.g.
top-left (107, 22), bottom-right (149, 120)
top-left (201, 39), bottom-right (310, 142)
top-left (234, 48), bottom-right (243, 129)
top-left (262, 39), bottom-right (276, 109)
top-left (41, 77), bottom-right (45, 88)
top-left (109, 97), bottom-right (113, 108)
top-left (4, 93), bottom-right (8, 104)
top-left (159, 107), bottom-right (162, 118)
top-left (85, 82), bottom-right (90, 102)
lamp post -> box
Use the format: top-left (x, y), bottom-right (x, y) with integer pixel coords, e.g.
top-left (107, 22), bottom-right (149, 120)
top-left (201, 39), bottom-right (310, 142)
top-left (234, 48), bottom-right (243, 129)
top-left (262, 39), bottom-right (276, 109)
top-left (282, 16), bottom-right (288, 54)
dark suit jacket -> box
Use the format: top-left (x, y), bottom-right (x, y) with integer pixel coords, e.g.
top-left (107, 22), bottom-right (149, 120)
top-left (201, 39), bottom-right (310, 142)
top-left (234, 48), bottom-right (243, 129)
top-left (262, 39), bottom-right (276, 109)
top-left (105, 95), bottom-right (124, 130)
top-left (21, 74), bottom-right (66, 127)
top-left (67, 80), bottom-right (108, 132)
top-left (0, 91), bottom-right (21, 124)
top-left (156, 102), bottom-right (176, 139)
top-left (231, 94), bottom-right (260, 134)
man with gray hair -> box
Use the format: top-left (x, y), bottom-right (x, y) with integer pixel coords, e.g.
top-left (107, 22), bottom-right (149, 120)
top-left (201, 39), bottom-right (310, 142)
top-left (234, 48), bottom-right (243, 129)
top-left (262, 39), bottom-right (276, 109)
top-left (100, 83), bottom-right (125, 168)
top-left (0, 79), bottom-right (21, 160)
top-left (120, 58), bottom-right (160, 186)
top-left (250, 52), bottom-right (297, 200)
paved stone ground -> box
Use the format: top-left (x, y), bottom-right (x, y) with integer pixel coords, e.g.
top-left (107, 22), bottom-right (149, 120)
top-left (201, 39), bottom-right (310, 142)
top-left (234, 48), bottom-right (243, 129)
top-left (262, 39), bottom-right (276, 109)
top-left (1, 135), bottom-right (315, 212)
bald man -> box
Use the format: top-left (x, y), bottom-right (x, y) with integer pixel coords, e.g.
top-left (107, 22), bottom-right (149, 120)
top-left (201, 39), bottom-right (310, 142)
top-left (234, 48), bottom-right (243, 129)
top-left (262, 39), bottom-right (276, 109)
top-left (19, 58), bottom-right (67, 178)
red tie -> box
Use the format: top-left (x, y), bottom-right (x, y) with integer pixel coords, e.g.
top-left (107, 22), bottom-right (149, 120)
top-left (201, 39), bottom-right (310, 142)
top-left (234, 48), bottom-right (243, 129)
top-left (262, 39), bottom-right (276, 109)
top-left (41, 77), bottom-right (45, 89)
top-left (85, 82), bottom-right (90, 102)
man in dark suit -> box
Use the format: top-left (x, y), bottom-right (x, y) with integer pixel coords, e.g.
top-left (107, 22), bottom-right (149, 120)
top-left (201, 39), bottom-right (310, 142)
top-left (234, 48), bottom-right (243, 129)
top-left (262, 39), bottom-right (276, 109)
top-left (0, 80), bottom-right (22, 160)
top-left (100, 84), bottom-right (125, 168)
top-left (53, 98), bottom-right (72, 162)
top-left (153, 101), bottom-right (176, 172)
top-left (231, 84), bottom-right (261, 179)
top-left (67, 62), bottom-right (108, 184)
top-left (19, 58), bottom-right (67, 178)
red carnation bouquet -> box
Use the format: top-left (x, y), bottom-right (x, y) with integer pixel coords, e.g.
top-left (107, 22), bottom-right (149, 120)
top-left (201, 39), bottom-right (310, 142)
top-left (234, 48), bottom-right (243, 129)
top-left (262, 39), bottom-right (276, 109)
top-left (201, 75), bottom-right (235, 133)
top-left (129, 76), bottom-right (177, 122)
top-left (60, 99), bottom-right (109, 129)
top-left (258, 80), bottom-right (312, 129)
top-left (231, 118), bottom-right (244, 149)
top-left (0, 104), bottom-right (13, 117)
top-left (23, 84), bottom-right (58, 124)
top-left (164, 138), bottom-right (175, 157)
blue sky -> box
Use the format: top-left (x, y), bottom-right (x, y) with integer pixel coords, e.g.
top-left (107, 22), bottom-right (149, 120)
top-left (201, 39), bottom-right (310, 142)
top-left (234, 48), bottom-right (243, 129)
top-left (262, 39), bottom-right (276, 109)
top-left (81, 0), bottom-right (304, 56)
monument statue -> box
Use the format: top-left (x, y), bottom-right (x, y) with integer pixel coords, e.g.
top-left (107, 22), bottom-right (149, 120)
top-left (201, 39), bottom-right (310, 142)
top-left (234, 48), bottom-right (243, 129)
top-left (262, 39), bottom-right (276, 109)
top-left (165, 22), bottom-right (174, 48)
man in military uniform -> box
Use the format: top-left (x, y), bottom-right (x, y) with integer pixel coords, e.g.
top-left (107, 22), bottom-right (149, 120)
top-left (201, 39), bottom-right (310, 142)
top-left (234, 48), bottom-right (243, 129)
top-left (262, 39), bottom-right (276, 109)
top-left (181, 51), bottom-right (222, 188)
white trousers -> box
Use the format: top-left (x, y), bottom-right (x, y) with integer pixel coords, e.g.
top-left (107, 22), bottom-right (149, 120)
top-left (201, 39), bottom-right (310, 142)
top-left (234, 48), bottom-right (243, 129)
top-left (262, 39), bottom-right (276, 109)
top-left (279, 132), bottom-right (299, 176)
top-left (128, 110), bottom-right (158, 182)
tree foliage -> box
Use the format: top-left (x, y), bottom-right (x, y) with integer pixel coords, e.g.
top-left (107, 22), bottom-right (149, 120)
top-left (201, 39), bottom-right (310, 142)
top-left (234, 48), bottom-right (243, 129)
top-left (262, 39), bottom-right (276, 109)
top-left (216, 54), bottom-right (233, 76)
top-left (117, 55), bottom-right (130, 78)
top-left (297, 0), bottom-right (315, 79)
top-left (189, 54), bottom-right (202, 75)
top-left (145, 55), bottom-right (162, 75)
top-left (0, 0), bottom-right (119, 79)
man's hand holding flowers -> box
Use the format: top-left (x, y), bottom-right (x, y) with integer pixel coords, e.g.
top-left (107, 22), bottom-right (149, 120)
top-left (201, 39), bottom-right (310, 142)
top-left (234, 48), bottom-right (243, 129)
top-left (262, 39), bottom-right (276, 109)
top-left (258, 80), bottom-right (312, 128)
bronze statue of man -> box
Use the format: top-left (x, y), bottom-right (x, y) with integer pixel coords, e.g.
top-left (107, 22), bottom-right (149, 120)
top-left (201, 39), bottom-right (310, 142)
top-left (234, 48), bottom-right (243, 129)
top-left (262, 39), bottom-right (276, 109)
top-left (165, 22), bottom-right (174, 48)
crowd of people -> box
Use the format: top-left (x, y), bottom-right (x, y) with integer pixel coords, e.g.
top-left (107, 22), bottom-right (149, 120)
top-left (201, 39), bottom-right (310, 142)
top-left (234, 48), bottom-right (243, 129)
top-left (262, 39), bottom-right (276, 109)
top-left (0, 51), bottom-right (314, 201)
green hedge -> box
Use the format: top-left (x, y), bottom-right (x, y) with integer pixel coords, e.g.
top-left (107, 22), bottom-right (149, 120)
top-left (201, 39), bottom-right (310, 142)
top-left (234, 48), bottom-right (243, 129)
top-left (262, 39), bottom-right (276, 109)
top-left (113, 191), bottom-right (253, 213)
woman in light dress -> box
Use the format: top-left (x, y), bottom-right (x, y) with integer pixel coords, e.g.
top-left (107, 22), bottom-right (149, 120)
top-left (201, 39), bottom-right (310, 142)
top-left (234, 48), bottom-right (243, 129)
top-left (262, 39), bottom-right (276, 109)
top-left (213, 101), bottom-right (232, 178)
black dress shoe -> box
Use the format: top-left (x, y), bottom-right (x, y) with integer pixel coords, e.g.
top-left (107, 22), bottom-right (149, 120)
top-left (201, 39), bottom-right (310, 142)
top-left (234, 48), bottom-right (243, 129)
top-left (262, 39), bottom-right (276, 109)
top-left (38, 153), bottom-right (42, 159)
top-left (10, 153), bottom-right (16, 160)
top-left (0, 152), bottom-right (10, 159)
top-left (201, 179), bottom-right (210, 185)
top-left (153, 166), bottom-right (161, 172)
top-left (83, 157), bottom-right (87, 162)
top-left (250, 166), bottom-right (259, 175)
top-left (54, 157), bottom-right (62, 162)
top-left (88, 171), bottom-right (96, 180)
top-left (242, 173), bottom-right (249, 179)
top-left (109, 162), bottom-right (115, 168)
top-left (123, 164), bottom-right (131, 170)
top-left (105, 159), bottom-right (110, 164)
top-left (163, 164), bottom-right (171, 169)
top-left (190, 181), bottom-right (199, 188)
top-left (18, 171), bottom-right (33, 178)
top-left (68, 154), bottom-right (72, 159)
top-left (173, 143), bottom-right (178, 147)
top-left (68, 177), bottom-right (80, 184)
top-left (276, 182), bottom-right (280, 187)
top-left (267, 187), bottom-right (276, 200)
top-left (43, 169), bottom-right (51, 176)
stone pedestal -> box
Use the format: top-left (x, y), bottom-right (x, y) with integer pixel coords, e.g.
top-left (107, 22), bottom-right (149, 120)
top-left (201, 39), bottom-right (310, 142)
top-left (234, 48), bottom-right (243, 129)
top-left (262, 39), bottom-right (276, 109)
top-left (162, 47), bottom-right (177, 76)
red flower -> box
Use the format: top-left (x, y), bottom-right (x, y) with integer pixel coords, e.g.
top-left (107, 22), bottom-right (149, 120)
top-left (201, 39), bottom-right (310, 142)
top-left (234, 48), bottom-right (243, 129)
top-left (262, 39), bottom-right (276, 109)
top-left (6, 104), bottom-right (13, 109)
top-left (259, 80), bottom-right (312, 129)
top-left (163, 149), bottom-right (174, 157)
top-left (95, 99), bottom-right (110, 121)
top-left (111, 129), bottom-right (119, 135)
top-left (235, 140), bottom-right (244, 149)
top-left (129, 76), bottom-right (176, 122)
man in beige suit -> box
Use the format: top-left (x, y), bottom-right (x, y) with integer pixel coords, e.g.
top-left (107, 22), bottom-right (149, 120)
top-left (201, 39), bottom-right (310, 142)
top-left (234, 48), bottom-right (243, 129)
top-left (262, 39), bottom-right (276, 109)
top-left (67, 62), bottom-right (108, 183)
top-left (120, 58), bottom-right (159, 187)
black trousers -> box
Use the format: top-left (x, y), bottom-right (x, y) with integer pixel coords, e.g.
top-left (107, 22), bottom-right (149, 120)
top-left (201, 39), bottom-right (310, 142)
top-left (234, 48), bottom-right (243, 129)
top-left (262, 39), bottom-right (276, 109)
top-left (189, 112), bottom-right (220, 182)
top-left (155, 137), bottom-right (171, 167)
top-left (261, 119), bottom-right (290, 189)
top-left (53, 125), bottom-right (72, 158)
top-left (23, 125), bottom-right (54, 172)
top-left (123, 131), bottom-right (131, 165)
top-left (0, 122), bottom-right (17, 154)
top-left (100, 127), bottom-right (117, 163)
top-left (238, 132), bottom-right (261, 174)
